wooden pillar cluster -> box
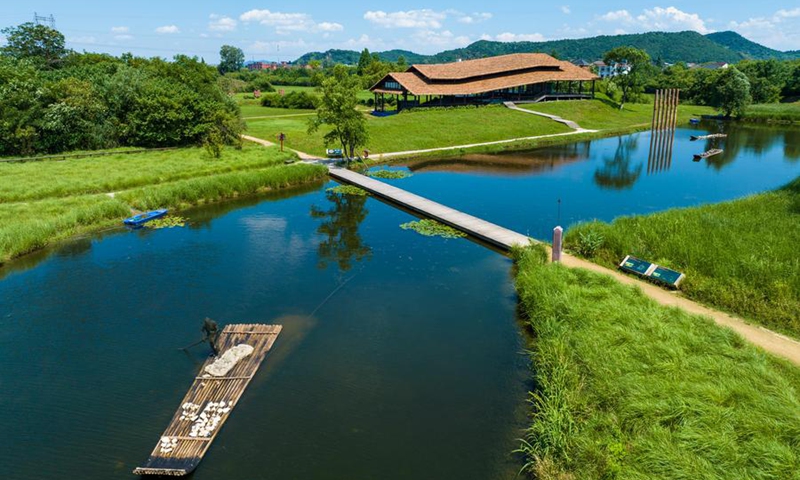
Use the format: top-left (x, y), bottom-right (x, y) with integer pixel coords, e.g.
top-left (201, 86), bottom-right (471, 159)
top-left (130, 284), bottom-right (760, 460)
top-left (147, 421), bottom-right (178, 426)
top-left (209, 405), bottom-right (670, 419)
top-left (648, 89), bottom-right (680, 174)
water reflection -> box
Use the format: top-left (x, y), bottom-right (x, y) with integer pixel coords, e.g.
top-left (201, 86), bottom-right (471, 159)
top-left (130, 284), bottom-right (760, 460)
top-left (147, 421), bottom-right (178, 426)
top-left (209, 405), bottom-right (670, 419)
top-left (310, 189), bottom-right (372, 271)
top-left (594, 135), bottom-right (643, 190)
top-left (702, 123), bottom-right (800, 170)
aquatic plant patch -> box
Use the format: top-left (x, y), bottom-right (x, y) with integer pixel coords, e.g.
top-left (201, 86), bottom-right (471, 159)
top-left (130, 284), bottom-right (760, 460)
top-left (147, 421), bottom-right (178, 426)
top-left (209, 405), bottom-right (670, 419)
top-left (327, 185), bottom-right (368, 196)
top-left (400, 219), bottom-right (466, 239)
top-left (367, 169), bottom-right (412, 179)
top-left (145, 216), bottom-right (187, 229)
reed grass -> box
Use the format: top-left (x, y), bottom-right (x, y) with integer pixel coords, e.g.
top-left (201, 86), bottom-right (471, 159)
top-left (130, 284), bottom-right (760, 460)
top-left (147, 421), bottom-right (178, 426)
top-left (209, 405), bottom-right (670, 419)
top-left (565, 177), bottom-right (800, 338)
top-left (118, 163), bottom-right (327, 210)
top-left (0, 195), bottom-right (130, 262)
top-left (513, 245), bottom-right (800, 480)
top-left (741, 102), bottom-right (800, 123)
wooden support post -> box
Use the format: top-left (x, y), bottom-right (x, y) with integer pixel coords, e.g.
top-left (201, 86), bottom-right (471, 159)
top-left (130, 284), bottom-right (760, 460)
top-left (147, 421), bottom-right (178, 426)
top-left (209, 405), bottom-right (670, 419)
top-left (552, 226), bottom-right (563, 263)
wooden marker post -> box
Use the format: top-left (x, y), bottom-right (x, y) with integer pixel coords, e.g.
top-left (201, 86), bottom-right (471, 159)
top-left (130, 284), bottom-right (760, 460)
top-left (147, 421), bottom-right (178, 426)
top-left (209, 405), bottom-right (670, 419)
top-left (552, 226), bottom-right (563, 263)
top-left (277, 133), bottom-right (286, 152)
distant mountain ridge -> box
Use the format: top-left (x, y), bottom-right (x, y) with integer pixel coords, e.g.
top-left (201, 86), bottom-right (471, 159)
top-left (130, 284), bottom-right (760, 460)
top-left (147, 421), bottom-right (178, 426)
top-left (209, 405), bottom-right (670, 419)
top-left (295, 31), bottom-right (800, 66)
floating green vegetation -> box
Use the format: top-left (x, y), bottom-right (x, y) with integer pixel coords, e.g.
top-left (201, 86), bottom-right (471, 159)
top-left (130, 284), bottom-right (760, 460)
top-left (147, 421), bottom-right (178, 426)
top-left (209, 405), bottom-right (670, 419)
top-left (368, 169), bottom-right (412, 179)
top-left (400, 219), bottom-right (466, 239)
top-left (145, 216), bottom-right (187, 229)
top-left (327, 185), bottom-right (368, 196)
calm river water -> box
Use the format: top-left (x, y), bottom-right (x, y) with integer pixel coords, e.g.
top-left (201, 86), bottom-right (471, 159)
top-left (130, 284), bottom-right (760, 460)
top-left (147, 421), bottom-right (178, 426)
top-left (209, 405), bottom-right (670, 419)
top-left (1, 122), bottom-right (798, 479)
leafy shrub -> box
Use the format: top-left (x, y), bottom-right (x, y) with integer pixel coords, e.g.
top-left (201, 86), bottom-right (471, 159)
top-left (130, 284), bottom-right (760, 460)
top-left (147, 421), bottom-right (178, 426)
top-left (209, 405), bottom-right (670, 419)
top-left (260, 91), bottom-right (319, 109)
top-left (574, 229), bottom-right (605, 257)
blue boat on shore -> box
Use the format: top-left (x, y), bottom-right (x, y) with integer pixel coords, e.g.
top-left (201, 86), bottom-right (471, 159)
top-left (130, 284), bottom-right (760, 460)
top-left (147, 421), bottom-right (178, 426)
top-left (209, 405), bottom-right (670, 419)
top-left (124, 209), bottom-right (168, 227)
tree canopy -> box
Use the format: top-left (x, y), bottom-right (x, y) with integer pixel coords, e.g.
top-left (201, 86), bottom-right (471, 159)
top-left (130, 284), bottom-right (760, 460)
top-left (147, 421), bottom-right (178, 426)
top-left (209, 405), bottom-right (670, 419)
top-left (712, 66), bottom-right (752, 117)
top-left (308, 65), bottom-right (368, 159)
top-left (604, 46), bottom-right (651, 106)
top-left (1, 22), bottom-right (66, 68)
top-left (218, 45), bottom-right (245, 74)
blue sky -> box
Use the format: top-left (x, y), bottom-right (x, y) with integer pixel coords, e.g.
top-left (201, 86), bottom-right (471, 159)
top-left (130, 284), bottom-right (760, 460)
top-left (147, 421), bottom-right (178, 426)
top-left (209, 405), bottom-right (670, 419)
top-left (1, 1), bottom-right (799, 62)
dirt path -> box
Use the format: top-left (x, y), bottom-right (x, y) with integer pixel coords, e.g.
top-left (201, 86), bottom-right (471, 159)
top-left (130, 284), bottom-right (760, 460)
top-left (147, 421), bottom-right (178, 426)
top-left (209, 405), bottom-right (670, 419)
top-left (241, 135), bottom-right (320, 161)
top-left (504, 101), bottom-right (586, 130)
top-left (560, 253), bottom-right (800, 366)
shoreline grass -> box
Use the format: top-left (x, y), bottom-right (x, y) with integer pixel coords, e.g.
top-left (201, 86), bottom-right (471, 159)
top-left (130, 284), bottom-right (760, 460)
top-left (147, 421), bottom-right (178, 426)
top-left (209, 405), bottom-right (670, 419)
top-left (513, 245), bottom-right (800, 480)
top-left (564, 177), bottom-right (800, 338)
top-left (740, 102), bottom-right (800, 124)
top-left (0, 146), bottom-right (327, 264)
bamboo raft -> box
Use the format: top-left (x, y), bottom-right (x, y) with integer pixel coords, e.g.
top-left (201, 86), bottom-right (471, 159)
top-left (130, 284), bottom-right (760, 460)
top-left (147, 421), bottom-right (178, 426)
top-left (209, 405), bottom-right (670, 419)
top-left (133, 324), bottom-right (282, 477)
top-left (690, 134), bottom-right (727, 141)
top-left (693, 148), bottom-right (724, 160)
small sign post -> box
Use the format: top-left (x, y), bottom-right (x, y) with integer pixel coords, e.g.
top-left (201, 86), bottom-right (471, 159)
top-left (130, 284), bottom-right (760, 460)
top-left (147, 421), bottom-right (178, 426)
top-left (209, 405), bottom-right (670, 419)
top-left (552, 226), bottom-right (563, 262)
top-left (277, 133), bottom-right (286, 152)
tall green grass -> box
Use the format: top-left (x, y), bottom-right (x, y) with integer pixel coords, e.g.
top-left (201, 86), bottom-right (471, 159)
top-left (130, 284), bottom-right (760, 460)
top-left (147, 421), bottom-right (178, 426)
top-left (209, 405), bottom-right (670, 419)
top-left (118, 163), bottom-right (326, 210)
top-left (0, 145), bottom-right (293, 203)
top-left (565, 177), bottom-right (800, 338)
top-left (0, 195), bottom-right (130, 262)
top-left (514, 245), bottom-right (800, 480)
top-left (741, 102), bottom-right (800, 123)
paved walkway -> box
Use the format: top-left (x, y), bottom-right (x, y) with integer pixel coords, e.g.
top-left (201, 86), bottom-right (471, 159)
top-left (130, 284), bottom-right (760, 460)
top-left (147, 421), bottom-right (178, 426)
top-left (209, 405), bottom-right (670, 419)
top-left (504, 101), bottom-right (586, 130)
top-left (328, 167), bottom-right (800, 366)
top-left (241, 135), bottom-right (319, 161)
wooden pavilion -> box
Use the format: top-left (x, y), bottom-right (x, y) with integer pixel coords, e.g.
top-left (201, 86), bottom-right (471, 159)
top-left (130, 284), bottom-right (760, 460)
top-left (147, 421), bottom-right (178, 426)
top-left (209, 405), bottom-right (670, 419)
top-left (370, 53), bottom-right (598, 112)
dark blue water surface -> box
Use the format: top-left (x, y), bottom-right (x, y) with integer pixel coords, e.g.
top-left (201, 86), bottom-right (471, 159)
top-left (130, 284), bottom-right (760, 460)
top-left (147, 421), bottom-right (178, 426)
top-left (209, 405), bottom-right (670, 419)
top-left (386, 124), bottom-right (800, 240)
top-left (2, 123), bottom-right (798, 479)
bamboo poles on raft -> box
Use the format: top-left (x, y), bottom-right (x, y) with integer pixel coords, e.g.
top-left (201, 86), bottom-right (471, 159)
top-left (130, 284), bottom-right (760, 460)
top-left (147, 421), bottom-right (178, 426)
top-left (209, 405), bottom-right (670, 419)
top-left (133, 324), bottom-right (282, 477)
top-left (647, 89), bottom-right (680, 174)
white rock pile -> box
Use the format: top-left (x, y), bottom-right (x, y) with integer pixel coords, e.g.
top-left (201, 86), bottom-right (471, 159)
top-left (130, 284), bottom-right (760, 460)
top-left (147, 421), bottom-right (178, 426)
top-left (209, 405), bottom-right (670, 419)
top-left (179, 402), bottom-right (201, 421)
top-left (188, 401), bottom-right (232, 438)
top-left (204, 344), bottom-right (254, 377)
top-left (159, 436), bottom-right (178, 454)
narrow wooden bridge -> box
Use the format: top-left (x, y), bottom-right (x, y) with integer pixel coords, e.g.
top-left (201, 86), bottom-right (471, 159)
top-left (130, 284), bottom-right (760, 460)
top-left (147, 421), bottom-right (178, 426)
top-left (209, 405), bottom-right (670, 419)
top-left (328, 166), bottom-right (532, 251)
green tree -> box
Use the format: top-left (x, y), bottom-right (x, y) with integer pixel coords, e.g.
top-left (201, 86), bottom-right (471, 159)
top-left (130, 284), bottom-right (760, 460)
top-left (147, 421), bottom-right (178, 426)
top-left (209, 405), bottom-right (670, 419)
top-left (712, 66), bottom-right (751, 117)
top-left (1, 22), bottom-right (66, 68)
top-left (308, 64), bottom-right (369, 159)
top-left (356, 48), bottom-right (373, 75)
top-left (218, 45), bottom-right (244, 74)
top-left (396, 55), bottom-right (408, 70)
top-left (603, 46), bottom-right (651, 106)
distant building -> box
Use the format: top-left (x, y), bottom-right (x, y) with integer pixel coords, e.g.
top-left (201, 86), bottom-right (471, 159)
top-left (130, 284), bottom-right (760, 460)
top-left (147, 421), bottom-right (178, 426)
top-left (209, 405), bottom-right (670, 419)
top-left (574, 59), bottom-right (592, 69)
top-left (246, 61), bottom-right (291, 71)
top-left (370, 53), bottom-right (598, 112)
top-left (592, 61), bottom-right (631, 79)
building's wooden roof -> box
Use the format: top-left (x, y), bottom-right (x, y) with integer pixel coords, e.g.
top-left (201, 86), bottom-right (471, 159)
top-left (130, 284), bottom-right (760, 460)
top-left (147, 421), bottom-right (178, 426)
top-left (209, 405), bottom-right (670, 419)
top-left (371, 54), bottom-right (597, 96)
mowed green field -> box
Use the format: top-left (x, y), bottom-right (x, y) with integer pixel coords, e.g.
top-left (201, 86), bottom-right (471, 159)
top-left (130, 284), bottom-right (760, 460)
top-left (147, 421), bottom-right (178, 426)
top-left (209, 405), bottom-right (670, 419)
top-left (514, 245), bottom-right (800, 480)
top-left (245, 105), bottom-right (573, 156)
top-left (0, 145), bottom-right (326, 262)
top-left (566, 177), bottom-right (800, 338)
top-left (518, 96), bottom-right (716, 130)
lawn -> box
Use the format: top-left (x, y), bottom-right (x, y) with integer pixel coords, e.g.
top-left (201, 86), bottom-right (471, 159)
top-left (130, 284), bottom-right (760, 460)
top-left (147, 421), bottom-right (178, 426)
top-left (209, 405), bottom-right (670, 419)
top-left (0, 144), bottom-right (290, 203)
top-left (0, 145), bottom-right (327, 263)
top-left (564, 177), bottom-right (800, 338)
top-left (245, 105), bottom-right (573, 156)
top-left (518, 96), bottom-right (716, 130)
top-left (514, 245), bottom-right (800, 480)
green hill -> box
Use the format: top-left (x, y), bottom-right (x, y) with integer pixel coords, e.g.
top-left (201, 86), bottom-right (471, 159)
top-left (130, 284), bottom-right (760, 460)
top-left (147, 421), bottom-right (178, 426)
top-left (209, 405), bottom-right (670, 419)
top-left (294, 30), bottom-right (800, 66)
top-left (705, 31), bottom-right (799, 60)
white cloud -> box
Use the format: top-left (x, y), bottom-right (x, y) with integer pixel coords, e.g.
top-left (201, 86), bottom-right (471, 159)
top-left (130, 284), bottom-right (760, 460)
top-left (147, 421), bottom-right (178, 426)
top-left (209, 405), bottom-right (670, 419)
top-left (114, 34), bottom-right (134, 41)
top-left (155, 25), bottom-right (180, 34)
top-left (598, 6), bottom-right (710, 34)
top-left (492, 32), bottom-right (546, 42)
top-left (410, 29), bottom-right (471, 49)
top-left (318, 22), bottom-right (344, 32)
top-left (209, 14), bottom-right (237, 32)
top-left (239, 9), bottom-right (341, 34)
top-left (364, 10), bottom-right (447, 29)
top-left (456, 12), bottom-right (493, 24)
top-left (728, 8), bottom-right (800, 50)
top-left (599, 10), bottom-right (634, 23)
top-left (561, 6), bottom-right (571, 15)
top-left (110, 26), bottom-right (129, 34)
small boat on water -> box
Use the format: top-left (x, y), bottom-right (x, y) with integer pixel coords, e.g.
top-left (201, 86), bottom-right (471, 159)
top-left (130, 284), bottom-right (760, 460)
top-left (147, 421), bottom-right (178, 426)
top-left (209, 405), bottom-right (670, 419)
top-left (693, 149), bottom-right (724, 160)
top-left (690, 134), bottom-right (727, 141)
top-left (689, 118), bottom-right (701, 125)
top-left (124, 209), bottom-right (168, 227)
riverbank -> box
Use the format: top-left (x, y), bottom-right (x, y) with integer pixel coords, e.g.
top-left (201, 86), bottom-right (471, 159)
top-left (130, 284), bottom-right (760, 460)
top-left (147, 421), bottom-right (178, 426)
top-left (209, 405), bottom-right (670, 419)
top-left (513, 245), bottom-right (800, 480)
top-left (564, 177), bottom-right (800, 339)
top-left (740, 101), bottom-right (800, 124)
top-left (0, 145), bottom-right (327, 263)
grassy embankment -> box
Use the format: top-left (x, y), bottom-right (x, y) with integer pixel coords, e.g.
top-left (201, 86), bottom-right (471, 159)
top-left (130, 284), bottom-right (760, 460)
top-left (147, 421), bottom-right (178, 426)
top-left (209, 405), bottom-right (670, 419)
top-left (0, 145), bottom-right (327, 263)
top-left (246, 105), bottom-right (572, 156)
top-left (514, 245), bottom-right (800, 480)
top-left (564, 177), bottom-right (800, 338)
top-left (740, 101), bottom-right (800, 124)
